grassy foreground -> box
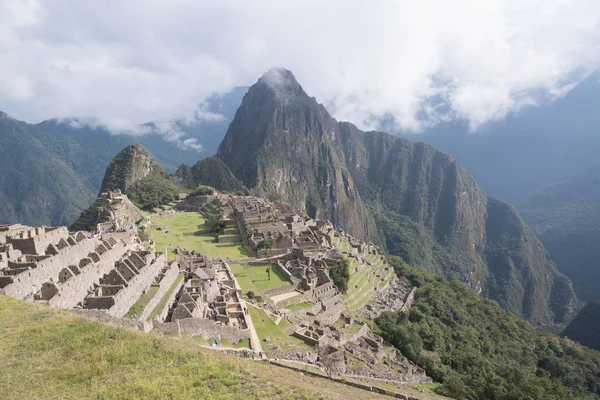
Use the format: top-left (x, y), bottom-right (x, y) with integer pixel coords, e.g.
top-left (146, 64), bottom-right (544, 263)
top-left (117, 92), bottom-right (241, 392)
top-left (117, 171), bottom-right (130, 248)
top-left (0, 296), bottom-right (390, 400)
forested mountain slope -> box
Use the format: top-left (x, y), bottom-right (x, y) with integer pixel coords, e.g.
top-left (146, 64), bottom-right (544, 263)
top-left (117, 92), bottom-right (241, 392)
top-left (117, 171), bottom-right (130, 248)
top-left (377, 256), bottom-right (600, 400)
top-left (518, 163), bottom-right (600, 302)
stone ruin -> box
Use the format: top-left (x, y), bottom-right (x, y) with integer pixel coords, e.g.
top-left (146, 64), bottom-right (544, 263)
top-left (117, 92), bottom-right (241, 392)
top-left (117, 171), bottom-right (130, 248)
top-left (0, 223), bottom-right (250, 344)
top-left (218, 195), bottom-right (344, 260)
top-left (163, 249), bottom-right (250, 337)
top-left (0, 223), bottom-right (183, 320)
top-left (71, 189), bottom-right (142, 235)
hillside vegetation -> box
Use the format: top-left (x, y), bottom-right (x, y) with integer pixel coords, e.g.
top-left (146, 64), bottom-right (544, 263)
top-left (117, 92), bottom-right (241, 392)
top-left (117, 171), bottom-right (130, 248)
top-left (518, 163), bottom-right (600, 302)
top-left (562, 301), bottom-right (600, 351)
top-left (0, 295), bottom-right (391, 400)
top-left (173, 157), bottom-right (247, 193)
top-left (375, 256), bottom-right (600, 400)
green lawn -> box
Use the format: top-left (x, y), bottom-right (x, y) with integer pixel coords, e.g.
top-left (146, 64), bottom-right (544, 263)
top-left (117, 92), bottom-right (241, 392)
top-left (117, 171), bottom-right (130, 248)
top-left (229, 263), bottom-right (291, 293)
top-left (285, 302), bottom-right (315, 313)
top-left (147, 212), bottom-right (251, 260)
top-left (248, 306), bottom-right (309, 352)
top-left (125, 285), bottom-right (159, 318)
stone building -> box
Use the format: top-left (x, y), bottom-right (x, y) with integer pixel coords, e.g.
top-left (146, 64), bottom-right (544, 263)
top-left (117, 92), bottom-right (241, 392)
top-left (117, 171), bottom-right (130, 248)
top-left (170, 249), bottom-right (248, 331)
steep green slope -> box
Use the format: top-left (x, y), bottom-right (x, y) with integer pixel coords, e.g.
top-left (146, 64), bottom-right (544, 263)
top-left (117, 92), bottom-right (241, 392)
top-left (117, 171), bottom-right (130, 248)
top-left (0, 295), bottom-right (385, 400)
top-left (376, 256), bottom-right (600, 400)
top-left (0, 113), bottom-right (96, 226)
top-left (217, 69), bottom-right (576, 326)
top-left (518, 164), bottom-right (600, 302)
top-left (336, 126), bottom-right (575, 325)
top-left (98, 144), bottom-right (180, 210)
top-left (562, 301), bottom-right (600, 351)
top-left (173, 157), bottom-right (246, 193)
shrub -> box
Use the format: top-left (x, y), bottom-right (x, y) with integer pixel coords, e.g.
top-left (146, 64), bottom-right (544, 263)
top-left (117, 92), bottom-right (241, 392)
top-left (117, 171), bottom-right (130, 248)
top-left (329, 258), bottom-right (350, 293)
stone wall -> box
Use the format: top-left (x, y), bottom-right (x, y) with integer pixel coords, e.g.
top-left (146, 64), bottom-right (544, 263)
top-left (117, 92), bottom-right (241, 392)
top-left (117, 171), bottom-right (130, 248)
top-left (49, 240), bottom-right (129, 309)
top-left (318, 302), bottom-right (345, 325)
top-left (278, 293), bottom-right (311, 309)
top-left (139, 263), bottom-right (180, 321)
top-left (153, 318), bottom-right (250, 344)
top-left (3, 238), bottom-right (99, 299)
top-left (400, 287), bottom-right (417, 313)
top-left (268, 361), bottom-right (411, 400)
top-left (264, 284), bottom-right (296, 298)
top-left (277, 261), bottom-right (300, 286)
top-left (305, 282), bottom-right (337, 302)
top-left (108, 254), bottom-right (167, 317)
top-left (153, 275), bottom-right (185, 322)
top-left (71, 309), bottom-right (152, 332)
top-left (7, 227), bottom-right (69, 255)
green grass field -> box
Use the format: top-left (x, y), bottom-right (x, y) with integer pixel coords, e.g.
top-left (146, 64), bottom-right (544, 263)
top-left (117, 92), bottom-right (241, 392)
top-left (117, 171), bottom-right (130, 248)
top-left (248, 306), bottom-right (310, 352)
top-left (0, 296), bottom-right (395, 400)
top-left (229, 263), bottom-right (291, 293)
top-left (147, 212), bottom-right (251, 260)
top-left (285, 302), bottom-right (315, 313)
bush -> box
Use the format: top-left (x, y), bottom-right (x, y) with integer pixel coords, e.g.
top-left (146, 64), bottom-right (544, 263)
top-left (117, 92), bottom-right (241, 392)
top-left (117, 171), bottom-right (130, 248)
top-left (128, 174), bottom-right (180, 210)
top-left (189, 185), bottom-right (215, 197)
top-left (246, 291), bottom-right (255, 299)
top-left (329, 258), bottom-right (350, 293)
top-left (256, 239), bottom-right (276, 250)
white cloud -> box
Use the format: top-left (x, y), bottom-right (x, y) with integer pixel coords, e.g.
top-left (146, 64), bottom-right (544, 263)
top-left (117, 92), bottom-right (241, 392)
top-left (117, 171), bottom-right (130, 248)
top-left (0, 0), bottom-right (599, 134)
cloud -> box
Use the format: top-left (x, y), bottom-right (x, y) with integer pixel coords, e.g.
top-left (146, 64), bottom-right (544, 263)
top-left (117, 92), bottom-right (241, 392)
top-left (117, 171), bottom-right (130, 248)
top-left (0, 0), bottom-right (599, 134)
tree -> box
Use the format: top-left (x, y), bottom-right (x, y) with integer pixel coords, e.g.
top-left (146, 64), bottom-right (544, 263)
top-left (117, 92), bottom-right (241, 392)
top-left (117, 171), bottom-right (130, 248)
top-left (256, 239), bottom-right (276, 250)
top-left (329, 258), bottom-right (350, 293)
top-left (256, 238), bottom-right (277, 259)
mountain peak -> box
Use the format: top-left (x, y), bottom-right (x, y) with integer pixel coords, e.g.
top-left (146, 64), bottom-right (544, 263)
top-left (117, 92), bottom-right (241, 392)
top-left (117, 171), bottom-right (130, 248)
top-left (256, 67), bottom-right (304, 103)
top-left (99, 144), bottom-right (162, 194)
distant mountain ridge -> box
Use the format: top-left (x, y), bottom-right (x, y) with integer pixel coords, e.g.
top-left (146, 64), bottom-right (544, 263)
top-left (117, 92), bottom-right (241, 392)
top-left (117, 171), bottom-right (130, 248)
top-left (410, 72), bottom-right (600, 203)
top-left (518, 163), bottom-right (600, 302)
top-left (0, 89), bottom-right (246, 227)
top-left (216, 68), bottom-right (577, 326)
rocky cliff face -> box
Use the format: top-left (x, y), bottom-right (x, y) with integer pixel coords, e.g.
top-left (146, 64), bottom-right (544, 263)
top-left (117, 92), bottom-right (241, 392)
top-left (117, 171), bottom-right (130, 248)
top-left (100, 144), bottom-right (163, 194)
top-left (217, 68), bottom-right (371, 238)
top-left (216, 68), bottom-right (576, 325)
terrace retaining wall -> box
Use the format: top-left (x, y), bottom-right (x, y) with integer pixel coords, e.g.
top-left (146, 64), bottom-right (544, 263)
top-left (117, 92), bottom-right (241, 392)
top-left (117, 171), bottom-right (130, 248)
top-left (140, 263), bottom-right (181, 321)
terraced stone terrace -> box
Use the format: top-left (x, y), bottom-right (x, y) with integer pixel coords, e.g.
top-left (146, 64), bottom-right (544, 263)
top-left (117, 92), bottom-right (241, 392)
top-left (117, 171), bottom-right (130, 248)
top-left (333, 235), bottom-right (395, 312)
